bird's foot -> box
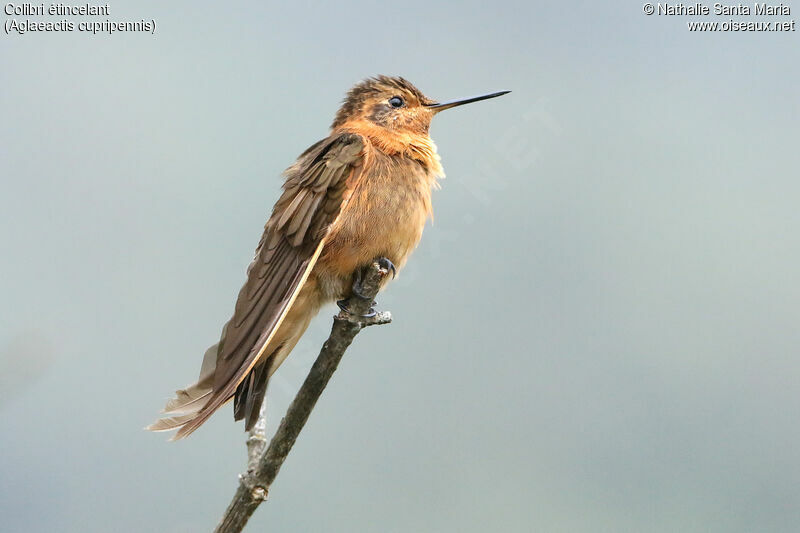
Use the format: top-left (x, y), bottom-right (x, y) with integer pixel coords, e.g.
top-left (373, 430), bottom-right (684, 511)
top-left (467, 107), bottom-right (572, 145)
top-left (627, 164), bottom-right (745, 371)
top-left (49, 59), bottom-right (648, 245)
top-left (350, 268), bottom-right (369, 300)
top-left (337, 298), bottom-right (376, 318)
top-left (337, 258), bottom-right (395, 318)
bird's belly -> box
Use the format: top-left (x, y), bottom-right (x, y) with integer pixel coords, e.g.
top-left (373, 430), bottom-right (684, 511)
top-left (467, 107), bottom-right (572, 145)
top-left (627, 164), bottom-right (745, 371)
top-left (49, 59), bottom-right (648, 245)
top-left (313, 168), bottom-right (434, 300)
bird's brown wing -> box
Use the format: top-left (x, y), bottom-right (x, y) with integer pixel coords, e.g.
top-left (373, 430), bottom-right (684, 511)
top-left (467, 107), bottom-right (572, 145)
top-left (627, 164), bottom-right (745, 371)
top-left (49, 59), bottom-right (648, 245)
top-left (166, 133), bottom-right (364, 439)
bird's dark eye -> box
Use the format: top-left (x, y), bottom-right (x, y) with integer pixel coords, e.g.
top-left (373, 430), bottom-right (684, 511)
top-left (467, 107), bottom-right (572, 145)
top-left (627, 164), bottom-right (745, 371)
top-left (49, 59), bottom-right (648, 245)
top-left (388, 96), bottom-right (405, 108)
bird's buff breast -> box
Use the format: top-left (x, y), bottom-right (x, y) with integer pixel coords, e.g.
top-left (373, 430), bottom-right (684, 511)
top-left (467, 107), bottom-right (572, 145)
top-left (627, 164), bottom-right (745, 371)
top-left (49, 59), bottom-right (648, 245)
top-left (313, 152), bottom-right (439, 300)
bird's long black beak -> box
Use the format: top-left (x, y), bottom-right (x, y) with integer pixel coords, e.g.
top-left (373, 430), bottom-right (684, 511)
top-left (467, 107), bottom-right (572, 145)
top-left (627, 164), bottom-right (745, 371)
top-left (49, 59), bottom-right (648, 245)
top-left (424, 90), bottom-right (511, 112)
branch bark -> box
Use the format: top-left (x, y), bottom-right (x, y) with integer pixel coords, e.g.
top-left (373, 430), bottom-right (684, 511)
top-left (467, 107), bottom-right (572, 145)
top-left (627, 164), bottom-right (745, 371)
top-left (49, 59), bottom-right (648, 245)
top-left (214, 261), bottom-right (392, 533)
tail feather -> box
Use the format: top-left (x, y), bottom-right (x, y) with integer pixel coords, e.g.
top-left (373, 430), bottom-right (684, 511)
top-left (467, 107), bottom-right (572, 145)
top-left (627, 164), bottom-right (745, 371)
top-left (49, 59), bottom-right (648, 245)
top-left (147, 342), bottom-right (275, 440)
top-left (237, 361), bottom-right (271, 431)
top-left (163, 385), bottom-right (212, 416)
top-left (232, 371), bottom-right (251, 420)
top-left (146, 413), bottom-right (197, 432)
top-left (167, 355), bottom-right (274, 440)
top-left (148, 341), bottom-right (218, 432)
top-left (148, 279), bottom-right (318, 440)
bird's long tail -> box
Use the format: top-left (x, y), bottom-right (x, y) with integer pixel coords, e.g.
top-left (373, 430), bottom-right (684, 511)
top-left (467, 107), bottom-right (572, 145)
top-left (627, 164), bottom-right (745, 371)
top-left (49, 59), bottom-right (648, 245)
top-left (146, 341), bottom-right (218, 433)
top-left (147, 347), bottom-right (276, 438)
top-left (147, 285), bottom-right (321, 439)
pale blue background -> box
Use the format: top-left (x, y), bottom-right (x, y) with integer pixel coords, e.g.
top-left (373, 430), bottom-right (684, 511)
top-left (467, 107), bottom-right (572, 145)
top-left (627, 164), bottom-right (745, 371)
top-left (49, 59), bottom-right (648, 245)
top-left (1, 1), bottom-right (799, 531)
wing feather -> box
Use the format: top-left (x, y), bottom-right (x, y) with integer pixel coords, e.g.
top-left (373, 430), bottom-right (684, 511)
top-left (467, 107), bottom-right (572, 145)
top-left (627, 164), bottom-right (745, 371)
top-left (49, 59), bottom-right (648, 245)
top-left (162, 133), bottom-right (364, 439)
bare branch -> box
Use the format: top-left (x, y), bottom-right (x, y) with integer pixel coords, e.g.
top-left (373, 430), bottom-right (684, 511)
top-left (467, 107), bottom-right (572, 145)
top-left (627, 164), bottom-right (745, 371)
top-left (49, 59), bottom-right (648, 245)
top-left (214, 261), bottom-right (392, 533)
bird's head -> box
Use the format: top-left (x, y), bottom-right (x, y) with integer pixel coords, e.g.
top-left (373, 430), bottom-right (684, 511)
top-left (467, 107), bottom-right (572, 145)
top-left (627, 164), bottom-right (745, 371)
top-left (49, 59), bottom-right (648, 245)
top-left (331, 76), bottom-right (509, 140)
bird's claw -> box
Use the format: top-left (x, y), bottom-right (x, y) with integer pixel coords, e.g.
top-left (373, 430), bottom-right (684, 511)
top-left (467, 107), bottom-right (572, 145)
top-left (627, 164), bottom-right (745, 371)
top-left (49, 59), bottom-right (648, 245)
top-left (338, 257), bottom-right (395, 318)
top-left (376, 257), bottom-right (396, 279)
top-left (351, 257), bottom-right (394, 298)
top-left (337, 299), bottom-right (377, 318)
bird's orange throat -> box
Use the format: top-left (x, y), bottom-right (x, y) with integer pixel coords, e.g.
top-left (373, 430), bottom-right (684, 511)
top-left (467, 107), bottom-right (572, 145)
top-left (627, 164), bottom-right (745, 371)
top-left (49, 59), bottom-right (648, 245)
top-left (335, 120), bottom-right (444, 179)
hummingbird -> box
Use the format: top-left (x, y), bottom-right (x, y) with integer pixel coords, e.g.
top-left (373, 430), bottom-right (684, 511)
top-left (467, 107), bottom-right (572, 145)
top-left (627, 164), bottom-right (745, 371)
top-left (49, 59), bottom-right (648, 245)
top-left (148, 76), bottom-right (509, 439)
